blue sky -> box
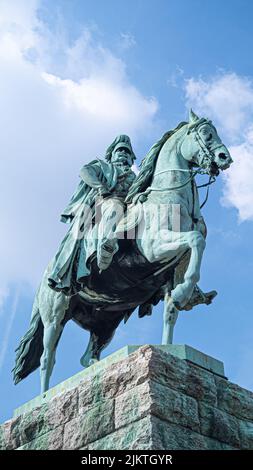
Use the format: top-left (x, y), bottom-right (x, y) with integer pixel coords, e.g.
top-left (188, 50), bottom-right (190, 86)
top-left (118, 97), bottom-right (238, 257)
top-left (1, 0), bottom-right (253, 422)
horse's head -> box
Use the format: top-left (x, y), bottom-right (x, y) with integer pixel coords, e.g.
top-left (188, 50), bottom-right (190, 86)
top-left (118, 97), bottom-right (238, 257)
top-left (180, 109), bottom-right (233, 176)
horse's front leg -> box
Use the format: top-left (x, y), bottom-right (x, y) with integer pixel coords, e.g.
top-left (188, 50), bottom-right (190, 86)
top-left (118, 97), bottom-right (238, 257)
top-left (162, 289), bottom-right (178, 345)
top-left (148, 229), bottom-right (205, 309)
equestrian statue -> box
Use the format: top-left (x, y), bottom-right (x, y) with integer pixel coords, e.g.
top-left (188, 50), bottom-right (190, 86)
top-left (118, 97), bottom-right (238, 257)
top-left (13, 110), bottom-right (233, 393)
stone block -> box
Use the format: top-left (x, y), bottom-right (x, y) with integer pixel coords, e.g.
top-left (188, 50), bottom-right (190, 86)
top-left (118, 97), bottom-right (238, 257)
top-left (114, 381), bottom-right (151, 430)
top-left (239, 419), bottom-right (253, 449)
top-left (46, 388), bottom-right (79, 428)
top-left (151, 416), bottom-right (206, 450)
top-left (216, 376), bottom-right (253, 421)
top-left (2, 345), bottom-right (253, 450)
top-left (63, 399), bottom-right (114, 449)
top-left (149, 347), bottom-right (218, 405)
top-left (88, 416), bottom-right (153, 450)
top-left (199, 402), bottom-right (240, 448)
top-left (149, 380), bottom-right (200, 432)
top-left (17, 425), bottom-right (64, 450)
top-left (101, 345), bottom-right (152, 400)
top-left (19, 403), bottom-right (49, 446)
top-left (0, 415), bottom-right (21, 450)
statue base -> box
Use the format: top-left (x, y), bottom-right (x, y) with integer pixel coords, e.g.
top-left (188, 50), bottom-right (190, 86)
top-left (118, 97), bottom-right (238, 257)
top-left (1, 345), bottom-right (253, 450)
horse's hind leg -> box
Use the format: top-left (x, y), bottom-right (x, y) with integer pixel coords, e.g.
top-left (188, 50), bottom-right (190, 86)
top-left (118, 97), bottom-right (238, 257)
top-left (39, 290), bottom-right (70, 393)
top-left (80, 311), bottom-right (124, 368)
top-left (80, 331), bottom-right (102, 367)
top-left (80, 327), bottom-right (117, 368)
top-left (40, 322), bottom-right (63, 393)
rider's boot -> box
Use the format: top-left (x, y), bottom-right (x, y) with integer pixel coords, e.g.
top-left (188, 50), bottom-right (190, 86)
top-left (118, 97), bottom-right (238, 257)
top-left (97, 239), bottom-right (119, 272)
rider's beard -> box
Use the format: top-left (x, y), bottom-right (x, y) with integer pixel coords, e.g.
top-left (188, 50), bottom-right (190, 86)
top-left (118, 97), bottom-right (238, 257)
top-left (114, 154), bottom-right (131, 166)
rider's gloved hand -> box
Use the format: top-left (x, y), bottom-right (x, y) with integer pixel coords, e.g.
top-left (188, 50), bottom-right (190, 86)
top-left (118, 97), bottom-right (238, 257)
top-left (98, 185), bottom-right (111, 198)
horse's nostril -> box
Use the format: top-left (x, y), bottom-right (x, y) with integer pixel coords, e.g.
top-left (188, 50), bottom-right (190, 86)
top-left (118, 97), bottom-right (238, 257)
top-left (219, 153), bottom-right (227, 160)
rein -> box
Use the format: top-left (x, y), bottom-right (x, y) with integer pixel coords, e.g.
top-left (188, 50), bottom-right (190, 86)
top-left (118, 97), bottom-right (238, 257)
top-left (150, 169), bottom-right (199, 191)
top-left (150, 168), bottom-right (216, 203)
top-left (148, 168), bottom-right (216, 224)
top-left (149, 120), bottom-right (219, 210)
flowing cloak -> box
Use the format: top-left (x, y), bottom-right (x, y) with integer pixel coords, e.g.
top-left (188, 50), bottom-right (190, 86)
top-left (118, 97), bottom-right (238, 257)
top-left (48, 159), bottom-right (122, 294)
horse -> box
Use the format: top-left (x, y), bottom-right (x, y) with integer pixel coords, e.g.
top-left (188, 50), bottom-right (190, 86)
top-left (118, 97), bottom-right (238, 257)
top-left (13, 110), bottom-right (233, 393)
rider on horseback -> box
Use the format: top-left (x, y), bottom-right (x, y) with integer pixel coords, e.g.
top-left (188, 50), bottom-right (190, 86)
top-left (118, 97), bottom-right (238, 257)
top-left (48, 135), bottom-right (136, 294)
top-left (95, 135), bottom-right (136, 272)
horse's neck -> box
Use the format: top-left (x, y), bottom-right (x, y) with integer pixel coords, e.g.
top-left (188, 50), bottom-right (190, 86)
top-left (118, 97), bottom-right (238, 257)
top-left (152, 130), bottom-right (190, 186)
top-left (146, 127), bottom-right (201, 224)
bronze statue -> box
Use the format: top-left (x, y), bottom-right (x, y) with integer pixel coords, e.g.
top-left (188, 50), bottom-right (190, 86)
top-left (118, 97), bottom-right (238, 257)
top-left (13, 111), bottom-right (233, 392)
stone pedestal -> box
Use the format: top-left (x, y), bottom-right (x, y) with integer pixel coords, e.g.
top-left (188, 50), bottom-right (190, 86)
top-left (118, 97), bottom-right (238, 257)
top-left (1, 344), bottom-right (253, 450)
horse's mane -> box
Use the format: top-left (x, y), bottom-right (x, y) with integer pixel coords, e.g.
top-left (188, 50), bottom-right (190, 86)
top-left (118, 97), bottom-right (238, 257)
top-left (125, 121), bottom-right (187, 203)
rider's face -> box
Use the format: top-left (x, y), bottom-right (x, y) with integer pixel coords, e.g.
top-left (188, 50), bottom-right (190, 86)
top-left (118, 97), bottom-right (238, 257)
top-left (111, 146), bottom-right (133, 166)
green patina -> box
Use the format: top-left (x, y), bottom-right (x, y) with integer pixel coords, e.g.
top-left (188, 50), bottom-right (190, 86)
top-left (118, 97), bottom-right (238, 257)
top-left (12, 111), bottom-right (232, 395)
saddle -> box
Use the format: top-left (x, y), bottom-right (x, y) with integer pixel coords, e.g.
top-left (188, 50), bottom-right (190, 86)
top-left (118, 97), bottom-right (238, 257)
top-left (77, 236), bottom-right (178, 315)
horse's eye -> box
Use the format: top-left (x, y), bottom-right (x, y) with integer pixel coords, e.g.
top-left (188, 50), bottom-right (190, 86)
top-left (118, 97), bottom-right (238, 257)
top-left (206, 133), bottom-right (213, 141)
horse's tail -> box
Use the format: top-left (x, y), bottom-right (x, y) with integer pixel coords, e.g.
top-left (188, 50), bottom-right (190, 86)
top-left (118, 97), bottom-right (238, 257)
top-left (13, 288), bottom-right (44, 384)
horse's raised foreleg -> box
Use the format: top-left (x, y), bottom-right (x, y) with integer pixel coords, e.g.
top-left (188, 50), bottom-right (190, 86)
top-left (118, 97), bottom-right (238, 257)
top-left (146, 229), bottom-right (205, 309)
top-left (171, 231), bottom-right (206, 308)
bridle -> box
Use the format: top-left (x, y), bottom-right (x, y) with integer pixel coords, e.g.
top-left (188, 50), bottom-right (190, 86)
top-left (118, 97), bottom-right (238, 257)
top-left (189, 118), bottom-right (224, 173)
top-left (150, 119), bottom-right (218, 193)
top-left (145, 119), bottom-right (222, 220)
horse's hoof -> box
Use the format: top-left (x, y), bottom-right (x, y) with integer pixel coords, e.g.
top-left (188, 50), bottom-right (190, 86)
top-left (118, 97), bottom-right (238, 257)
top-left (89, 358), bottom-right (99, 366)
top-left (80, 359), bottom-right (88, 368)
top-left (204, 290), bottom-right (217, 304)
top-left (80, 357), bottom-right (99, 368)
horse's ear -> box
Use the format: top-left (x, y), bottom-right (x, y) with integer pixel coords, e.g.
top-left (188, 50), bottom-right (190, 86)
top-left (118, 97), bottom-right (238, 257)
top-left (189, 109), bottom-right (199, 123)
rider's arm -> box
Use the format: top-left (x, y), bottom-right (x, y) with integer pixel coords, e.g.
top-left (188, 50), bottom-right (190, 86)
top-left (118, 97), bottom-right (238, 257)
top-left (80, 162), bottom-right (109, 195)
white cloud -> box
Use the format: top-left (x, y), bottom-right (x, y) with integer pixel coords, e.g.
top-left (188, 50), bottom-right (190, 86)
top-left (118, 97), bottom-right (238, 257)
top-left (185, 72), bottom-right (253, 222)
top-left (222, 131), bottom-right (253, 221)
top-left (0, 0), bottom-right (158, 308)
top-left (42, 71), bottom-right (157, 126)
top-left (185, 73), bottom-right (253, 139)
top-left (167, 65), bottom-right (184, 88)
